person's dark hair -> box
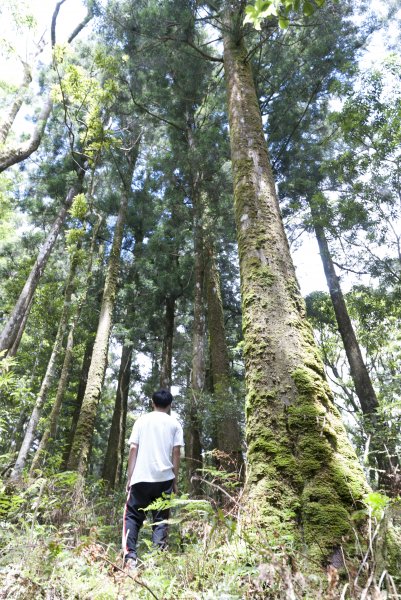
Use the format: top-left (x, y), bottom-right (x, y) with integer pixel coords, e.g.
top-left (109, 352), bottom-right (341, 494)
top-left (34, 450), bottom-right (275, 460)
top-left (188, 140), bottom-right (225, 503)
top-left (152, 388), bottom-right (173, 408)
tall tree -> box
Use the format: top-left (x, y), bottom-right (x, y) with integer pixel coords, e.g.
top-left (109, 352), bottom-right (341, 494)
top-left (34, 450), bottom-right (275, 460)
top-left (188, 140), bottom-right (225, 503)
top-left (220, 1), bottom-right (368, 560)
top-left (309, 194), bottom-right (399, 493)
top-left (204, 215), bottom-right (243, 474)
top-left (9, 230), bottom-right (81, 481)
top-left (29, 214), bottom-right (103, 473)
top-left (68, 144), bottom-right (139, 476)
top-left (0, 185), bottom-right (79, 357)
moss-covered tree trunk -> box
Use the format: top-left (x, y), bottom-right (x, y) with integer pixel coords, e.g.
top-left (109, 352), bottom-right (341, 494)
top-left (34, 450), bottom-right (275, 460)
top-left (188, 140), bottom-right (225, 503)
top-left (67, 190), bottom-right (128, 475)
top-left (222, 9), bottom-right (368, 561)
top-left (310, 195), bottom-right (399, 494)
top-left (0, 187), bottom-right (77, 356)
top-left (205, 227), bottom-right (243, 474)
top-left (9, 247), bottom-right (80, 481)
top-left (62, 336), bottom-right (95, 469)
top-left (102, 343), bottom-right (133, 487)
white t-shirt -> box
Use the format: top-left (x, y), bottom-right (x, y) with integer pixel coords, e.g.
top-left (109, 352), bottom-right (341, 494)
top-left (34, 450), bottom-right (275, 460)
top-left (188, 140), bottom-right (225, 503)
top-left (128, 411), bottom-right (184, 485)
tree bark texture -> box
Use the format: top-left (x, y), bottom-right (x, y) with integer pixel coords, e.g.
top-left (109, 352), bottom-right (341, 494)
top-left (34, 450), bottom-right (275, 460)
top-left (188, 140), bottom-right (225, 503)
top-left (159, 296), bottom-right (176, 390)
top-left (223, 15), bottom-right (368, 561)
top-left (0, 187), bottom-right (76, 356)
top-left (205, 231), bottom-right (243, 474)
top-left (67, 191), bottom-right (128, 475)
top-left (102, 343), bottom-right (133, 487)
top-left (9, 247), bottom-right (80, 480)
top-left (310, 198), bottom-right (400, 494)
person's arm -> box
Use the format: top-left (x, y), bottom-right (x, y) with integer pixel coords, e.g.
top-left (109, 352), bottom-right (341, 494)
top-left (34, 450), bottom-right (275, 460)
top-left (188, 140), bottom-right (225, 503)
top-left (172, 445), bottom-right (181, 494)
top-left (126, 444), bottom-right (138, 492)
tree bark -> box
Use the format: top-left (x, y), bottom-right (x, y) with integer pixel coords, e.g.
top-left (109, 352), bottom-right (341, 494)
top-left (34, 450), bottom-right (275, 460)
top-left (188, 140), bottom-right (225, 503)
top-left (310, 196), bottom-right (399, 494)
top-left (159, 296), bottom-right (175, 390)
top-left (67, 181), bottom-right (130, 475)
top-left (0, 62), bottom-right (32, 145)
top-left (222, 9), bottom-right (368, 561)
top-left (102, 343), bottom-right (133, 487)
top-left (62, 336), bottom-right (95, 469)
top-left (9, 246), bottom-right (80, 481)
top-left (205, 230), bottom-right (243, 475)
top-left (0, 98), bottom-right (53, 173)
top-left (0, 186), bottom-right (77, 356)
top-left (29, 216), bottom-right (103, 473)
top-left (186, 191), bottom-right (205, 496)
top-left (7, 297), bottom-right (34, 357)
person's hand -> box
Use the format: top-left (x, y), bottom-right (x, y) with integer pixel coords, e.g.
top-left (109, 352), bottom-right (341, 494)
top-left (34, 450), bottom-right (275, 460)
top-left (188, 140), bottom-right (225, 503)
top-left (173, 480), bottom-right (178, 495)
top-left (126, 482), bottom-right (131, 494)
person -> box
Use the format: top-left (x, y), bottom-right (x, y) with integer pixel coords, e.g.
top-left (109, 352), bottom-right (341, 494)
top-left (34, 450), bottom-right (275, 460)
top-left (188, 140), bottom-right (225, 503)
top-left (123, 388), bottom-right (184, 569)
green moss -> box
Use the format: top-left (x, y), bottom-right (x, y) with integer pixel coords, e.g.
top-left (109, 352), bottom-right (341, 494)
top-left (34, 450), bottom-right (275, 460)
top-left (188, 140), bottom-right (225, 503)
top-left (302, 501), bottom-right (351, 551)
top-left (244, 257), bottom-right (276, 286)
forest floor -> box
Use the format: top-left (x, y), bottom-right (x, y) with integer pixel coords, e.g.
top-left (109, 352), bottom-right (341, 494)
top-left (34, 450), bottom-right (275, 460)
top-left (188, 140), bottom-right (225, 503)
top-left (1, 472), bottom-right (400, 599)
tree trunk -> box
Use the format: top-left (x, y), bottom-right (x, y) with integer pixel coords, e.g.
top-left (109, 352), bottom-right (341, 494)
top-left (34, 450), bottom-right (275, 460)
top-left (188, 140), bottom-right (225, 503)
top-left (102, 343), bottom-right (133, 487)
top-left (0, 62), bottom-right (32, 145)
top-left (67, 187), bottom-right (129, 475)
top-left (310, 196), bottom-right (399, 494)
top-left (205, 230), bottom-right (243, 475)
top-left (9, 248), bottom-right (80, 481)
top-left (159, 296), bottom-right (175, 390)
top-left (7, 297), bottom-right (34, 357)
top-left (0, 187), bottom-right (77, 356)
top-left (0, 97), bottom-right (53, 174)
top-left (62, 336), bottom-right (95, 469)
top-left (222, 10), bottom-right (368, 561)
top-left (29, 216), bottom-right (103, 473)
top-left (186, 192), bottom-right (205, 496)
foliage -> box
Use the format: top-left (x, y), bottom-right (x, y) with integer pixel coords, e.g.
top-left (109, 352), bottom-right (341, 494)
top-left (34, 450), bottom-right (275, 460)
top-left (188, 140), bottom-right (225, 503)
top-left (244, 0), bottom-right (326, 30)
top-left (1, 472), bottom-right (400, 598)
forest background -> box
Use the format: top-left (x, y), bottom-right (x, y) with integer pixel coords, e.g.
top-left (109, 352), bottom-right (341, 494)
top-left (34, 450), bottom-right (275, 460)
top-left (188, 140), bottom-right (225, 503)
top-left (1, 0), bottom-right (401, 598)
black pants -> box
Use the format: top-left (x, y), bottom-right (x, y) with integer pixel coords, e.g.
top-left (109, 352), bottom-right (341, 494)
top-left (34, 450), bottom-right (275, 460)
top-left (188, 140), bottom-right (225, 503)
top-left (123, 479), bottom-right (173, 560)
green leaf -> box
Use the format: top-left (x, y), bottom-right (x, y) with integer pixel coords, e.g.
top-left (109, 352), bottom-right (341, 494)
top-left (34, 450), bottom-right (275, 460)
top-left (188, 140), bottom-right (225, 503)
top-left (303, 1), bottom-right (315, 16)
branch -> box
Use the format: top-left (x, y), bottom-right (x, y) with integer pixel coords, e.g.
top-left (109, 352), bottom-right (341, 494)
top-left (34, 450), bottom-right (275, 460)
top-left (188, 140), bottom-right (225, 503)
top-left (0, 97), bottom-right (53, 173)
top-left (272, 80), bottom-right (322, 169)
top-left (51, 0), bottom-right (67, 47)
top-left (331, 261), bottom-right (369, 276)
top-left (0, 4), bottom-right (93, 173)
top-left (99, 554), bottom-right (160, 600)
top-left (127, 86), bottom-right (185, 133)
top-left (159, 35), bottom-right (223, 62)
top-left (67, 11), bottom-right (94, 44)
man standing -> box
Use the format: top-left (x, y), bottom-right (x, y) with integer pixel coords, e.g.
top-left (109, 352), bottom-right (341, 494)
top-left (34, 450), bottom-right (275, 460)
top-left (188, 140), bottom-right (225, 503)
top-left (123, 389), bottom-right (184, 569)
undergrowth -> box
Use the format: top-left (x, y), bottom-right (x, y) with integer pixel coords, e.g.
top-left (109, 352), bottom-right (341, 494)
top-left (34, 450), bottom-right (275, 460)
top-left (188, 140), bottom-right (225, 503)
top-left (0, 463), bottom-right (400, 599)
